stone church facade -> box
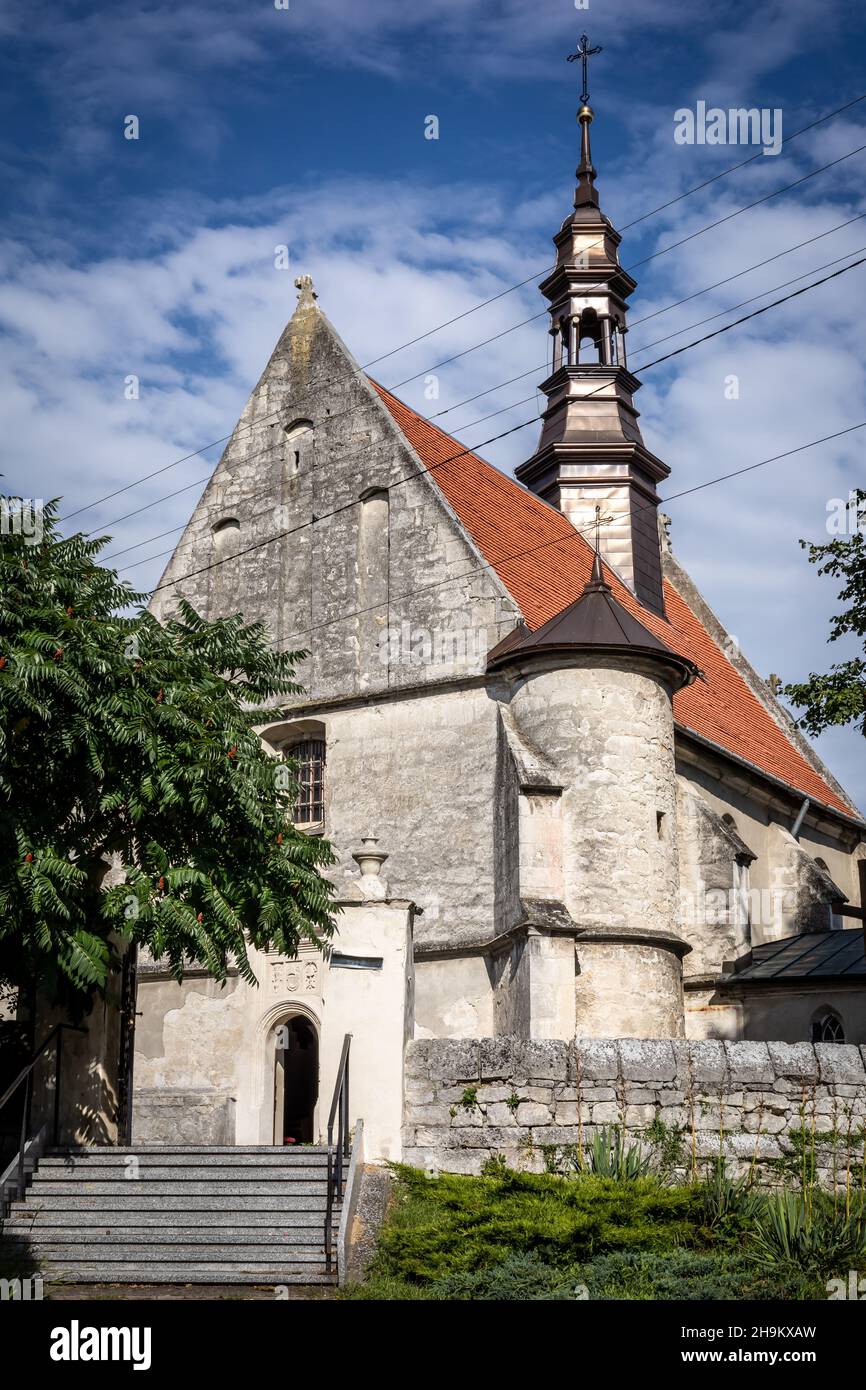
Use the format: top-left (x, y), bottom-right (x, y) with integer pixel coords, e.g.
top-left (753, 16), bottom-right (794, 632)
top-left (134, 104), bottom-right (866, 1163)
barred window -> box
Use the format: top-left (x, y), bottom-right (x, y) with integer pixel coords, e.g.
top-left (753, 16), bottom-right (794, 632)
top-left (811, 1011), bottom-right (845, 1044)
top-left (291, 738), bottom-right (325, 826)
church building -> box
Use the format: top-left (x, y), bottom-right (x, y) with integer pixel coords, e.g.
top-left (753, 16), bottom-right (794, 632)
top-left (134, 82), bottom-right (866, 1165)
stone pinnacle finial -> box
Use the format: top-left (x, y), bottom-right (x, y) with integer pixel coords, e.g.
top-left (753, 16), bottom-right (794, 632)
top-left (352, 835), bottom-right (389, 900)
top-left (294, 274), bottom-right (318, 309)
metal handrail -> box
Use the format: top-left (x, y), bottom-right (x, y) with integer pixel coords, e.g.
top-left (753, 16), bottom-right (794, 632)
top-left (0, 1023), bottom-right (85, 1202)
top-left (324, 1033), bottom-right (351, 1273)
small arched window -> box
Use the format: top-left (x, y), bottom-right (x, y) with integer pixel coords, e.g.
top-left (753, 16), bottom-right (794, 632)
top-left (284, 419), bottom-right (313, 478)
top-left (212, 517), bottom-right (240, 551)
top-left (289, 736), bottom-right (326, 826)
top-left (811, 1009), bottom-right (845, 1044)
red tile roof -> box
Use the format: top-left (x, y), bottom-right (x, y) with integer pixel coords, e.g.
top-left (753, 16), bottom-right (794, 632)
top-left (372, 380), bottom-right (856, 820)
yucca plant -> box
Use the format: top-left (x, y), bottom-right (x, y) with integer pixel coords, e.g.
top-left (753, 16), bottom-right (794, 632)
top-left (750, 1188), bottom-right (866, 1273)
top-left (583, 1125), bottom-right (652, 1180)
top-left (699, 1159), bottom-right (764, 1230)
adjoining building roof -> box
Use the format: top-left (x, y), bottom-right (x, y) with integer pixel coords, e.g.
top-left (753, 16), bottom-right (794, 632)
top-left (734, 930), bottom-right (866, 981)
top-left (370, 379), bottom-right (856, 820)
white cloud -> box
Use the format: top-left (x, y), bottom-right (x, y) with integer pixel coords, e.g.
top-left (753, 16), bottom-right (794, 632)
top-left (2, 13), bottom-right (864, 806)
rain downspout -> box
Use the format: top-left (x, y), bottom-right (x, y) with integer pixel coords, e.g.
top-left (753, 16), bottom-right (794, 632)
top-left (791, 797), bottom-right (810, 840)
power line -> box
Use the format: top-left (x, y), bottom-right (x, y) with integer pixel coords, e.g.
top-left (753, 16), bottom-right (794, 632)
top-left (107, 241), bottom-right (866, 570)
top-left (631, 244), bottom-right (866, 357)
top-left (266, 420), bottom-right (866, 654)
top-left (637, 252), bottom-right (866, 372)
top-left (59, 114), bottom-right (866, 525)
top-left (136, 253), bottom-right (866, 593)
top-left (98, 208), bottom-right (866, 557)
top-left (357, 94), bottom-right (866, 373)
top-left (625, 210), bottom-right (866, 331)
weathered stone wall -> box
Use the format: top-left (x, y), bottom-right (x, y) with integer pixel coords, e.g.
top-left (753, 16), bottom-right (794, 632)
top-left (506, 658), bottom-right (681, 939)
top-left (148, 297), bottom-right (519, 698)
top-left (403, 1037), bottom-right (866, 1184)
top-left (676, 757), bottom-right (865, 944)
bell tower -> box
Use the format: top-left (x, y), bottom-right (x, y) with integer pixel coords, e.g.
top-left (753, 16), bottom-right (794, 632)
top-left (515, 36), bottom-right (668, 615)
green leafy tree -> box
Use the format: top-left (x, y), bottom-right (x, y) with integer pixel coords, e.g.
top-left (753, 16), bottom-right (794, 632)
top-left (0, 498), bottom-right (337, 1006)
top-left (784, 489), bottom-right (866, 738)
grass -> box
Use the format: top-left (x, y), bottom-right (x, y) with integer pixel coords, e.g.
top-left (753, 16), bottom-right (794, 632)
top-left (344, 1160), bottom-right (864, 1301)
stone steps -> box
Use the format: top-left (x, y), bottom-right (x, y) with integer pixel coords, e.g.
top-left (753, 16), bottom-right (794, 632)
top-left (7, 1208), bottom-right (328, 1227)
top-left (26, 1180), bottom-right (329, 1196)
top-left (26, 1265), bottom-right (337, 1285)
top-left (2, 1241), bottom-right (330, 1261)
top-left (3, 1223), bottom-right (332, 1245)
top-left (8, 1194), bottom-right (330, 1213)
top-left (1, 1145), bottom-right (342, 1286)
top-left (42, 1149), bottom-right (329, 1166)
top-left (32, 1168), bottom-right (328, 1183)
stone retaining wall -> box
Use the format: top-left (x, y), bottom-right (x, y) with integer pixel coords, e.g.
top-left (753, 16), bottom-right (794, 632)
top-left (403, 1038), bottom-right (866, 1184)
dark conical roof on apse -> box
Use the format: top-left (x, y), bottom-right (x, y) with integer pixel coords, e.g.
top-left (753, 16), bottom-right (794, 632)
top-left (486, 550), bottom-right (699, 690)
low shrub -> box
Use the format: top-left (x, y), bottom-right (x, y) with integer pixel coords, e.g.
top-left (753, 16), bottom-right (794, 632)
top-left (428, 1251), bottom-right (586, 1301)
top-left (579, 1249), bottom-right (823, 1301)
top-left (370, 1164), bottom-right (704, 1283)
top-left (346, 1163), bottom-right (862, 1300)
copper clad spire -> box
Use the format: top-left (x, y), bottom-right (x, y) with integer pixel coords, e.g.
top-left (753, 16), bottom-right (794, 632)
top-left (514, 33), bottom-right (671, 618)
top-left (567, 34), bottom-right (602, 208)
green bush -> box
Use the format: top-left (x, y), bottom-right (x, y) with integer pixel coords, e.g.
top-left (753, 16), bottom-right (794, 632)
top-left (346, 1163), bottom-right (866, 1300)
top-left (428, 1251), bottom-right (586, 1301)
top-left (579, 1249), bottom-right (823, 1301)
top-left (371, 1165), bottom-right (704, 1283)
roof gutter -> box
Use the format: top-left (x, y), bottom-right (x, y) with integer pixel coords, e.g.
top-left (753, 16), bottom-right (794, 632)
top-left (675, 724), bottom-right (866, 834)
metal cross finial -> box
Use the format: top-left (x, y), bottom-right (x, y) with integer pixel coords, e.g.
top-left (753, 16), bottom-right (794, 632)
top-left (594, 503), bottom-right (602, 555)
top-left (567, 33), bottom-right (602, 105)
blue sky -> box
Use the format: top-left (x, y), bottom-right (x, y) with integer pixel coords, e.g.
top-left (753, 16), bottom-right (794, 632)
top-left (1, 0), bottom-right (865, 807)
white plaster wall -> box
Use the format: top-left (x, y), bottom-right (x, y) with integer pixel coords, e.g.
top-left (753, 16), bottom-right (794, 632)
top-left (288, 686), bottom-right (501, 951)
top-left (133, 900), bottom-right (413, 1161)
top-left (414, 955), bottom-right (495, 1039)
top-left (319, 902), bottom-right (413, 1163)
top-left (575, 939), bottom-right (685, 1037)
top-left (738, 985), bottom-right (866, 1045)
top-left (678, 762), bottom-right (864, 945)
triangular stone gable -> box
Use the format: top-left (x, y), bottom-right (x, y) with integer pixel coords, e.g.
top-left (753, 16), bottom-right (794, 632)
top-left (149, 297), bottom-right (520, 703)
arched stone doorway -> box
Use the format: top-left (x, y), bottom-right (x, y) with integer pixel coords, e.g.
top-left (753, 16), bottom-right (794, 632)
top-left (273, 1013), bottom-right (319, 1145)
